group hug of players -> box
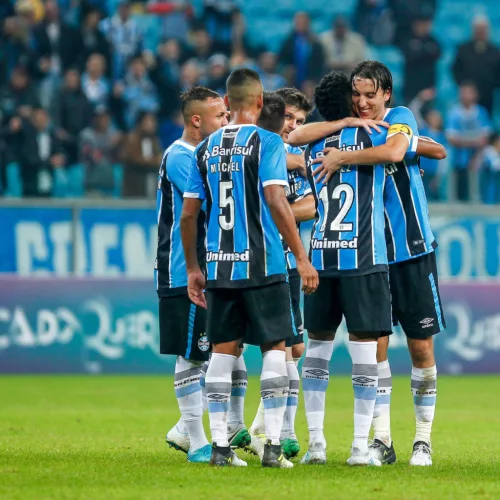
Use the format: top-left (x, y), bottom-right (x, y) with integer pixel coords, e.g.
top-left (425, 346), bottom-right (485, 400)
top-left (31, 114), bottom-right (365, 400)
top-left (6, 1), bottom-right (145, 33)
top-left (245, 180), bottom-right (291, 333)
top-left (155, 60), bottom-right (446, 468)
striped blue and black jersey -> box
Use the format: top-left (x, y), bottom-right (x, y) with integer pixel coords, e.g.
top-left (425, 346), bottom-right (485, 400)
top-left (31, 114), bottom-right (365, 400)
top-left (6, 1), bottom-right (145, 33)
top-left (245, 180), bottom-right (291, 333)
top-left (284, 143), bottom-right (312, 270)
top-left (305, 127), bottom-right (388, 276)
top-left (184, 124), bottom-right (288, 289)
top-left (155, 140), bottom-right (205, 297)
top-left (383, 107), bottom-right (437, 264)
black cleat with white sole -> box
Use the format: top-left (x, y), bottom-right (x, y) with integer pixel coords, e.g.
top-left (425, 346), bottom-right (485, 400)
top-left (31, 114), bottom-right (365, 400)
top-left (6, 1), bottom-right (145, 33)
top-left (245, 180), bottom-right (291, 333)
top-left (368, 439), bottom-right (397, 465)
top-left (262, 440), bottom-right (293, 468)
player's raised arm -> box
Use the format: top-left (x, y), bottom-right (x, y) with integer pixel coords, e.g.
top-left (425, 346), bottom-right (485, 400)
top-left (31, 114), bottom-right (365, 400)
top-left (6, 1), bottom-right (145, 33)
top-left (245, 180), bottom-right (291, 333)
top-left (181, 152), bottom-right (207, 308)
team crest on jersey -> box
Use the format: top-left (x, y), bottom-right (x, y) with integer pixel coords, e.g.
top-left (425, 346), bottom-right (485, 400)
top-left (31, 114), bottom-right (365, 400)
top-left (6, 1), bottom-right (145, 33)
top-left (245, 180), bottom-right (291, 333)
top-left (198, 335), bottom-right (209, 352)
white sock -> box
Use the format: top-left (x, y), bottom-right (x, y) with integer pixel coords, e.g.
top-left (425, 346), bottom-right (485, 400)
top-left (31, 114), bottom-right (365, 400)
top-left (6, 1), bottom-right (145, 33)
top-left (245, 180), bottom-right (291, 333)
top-left (280, 360), bottom-right (300, 440)
top-left (200, 360), bottom-right (209, 412)
top-left (261, 350), bottom-right (288, 445)
top-left (302, 339), bottom-right (334, 446)
top-left (174, 356), bottom-right (208, 451)
top-left (205, 353), bottom-right (235, 447)
top-left (348, 341), bottom-right (378, 454)
top-left (228, 355), bottom-right (248, 433)
top-left (412, 365), bottom-right (437, 446)
top-left (250, 400), bottom-right (265, 435)
top-left (293, 357), bottom-right (301, 366)
top-left (373, 359), bottom-right (392, 446)
top-left (175, 416), bottom-right (187, 434)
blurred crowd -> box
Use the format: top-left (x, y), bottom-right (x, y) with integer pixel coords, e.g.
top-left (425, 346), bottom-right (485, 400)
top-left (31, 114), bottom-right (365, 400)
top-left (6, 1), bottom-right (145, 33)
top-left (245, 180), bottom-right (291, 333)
top-left (0, 0), bottom-right (499, 202)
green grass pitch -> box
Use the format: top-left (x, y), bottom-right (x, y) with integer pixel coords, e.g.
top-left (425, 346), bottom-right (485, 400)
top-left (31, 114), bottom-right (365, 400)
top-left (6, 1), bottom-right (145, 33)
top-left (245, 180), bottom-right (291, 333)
top-left (1, 375), bottom-right (499, 499)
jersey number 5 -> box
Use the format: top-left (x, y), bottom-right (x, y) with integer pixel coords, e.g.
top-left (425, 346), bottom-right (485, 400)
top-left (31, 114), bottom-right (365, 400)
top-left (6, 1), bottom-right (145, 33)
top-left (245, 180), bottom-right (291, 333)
top-left (219, 181), bottom-right (235, 230)
top-left (319, 184), bottom-right (354, 233)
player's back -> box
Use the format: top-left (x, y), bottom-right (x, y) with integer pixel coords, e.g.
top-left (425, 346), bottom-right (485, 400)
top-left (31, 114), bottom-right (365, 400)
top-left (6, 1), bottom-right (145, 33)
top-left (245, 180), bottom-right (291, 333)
top-left (305, 127), bottom-right (387, 275)
top-left (191, 124), bottom-right (288, 288)
top-left (156, 140), bottom-right (205, 296)
top-left (383, 106), bottom-right (436, 263)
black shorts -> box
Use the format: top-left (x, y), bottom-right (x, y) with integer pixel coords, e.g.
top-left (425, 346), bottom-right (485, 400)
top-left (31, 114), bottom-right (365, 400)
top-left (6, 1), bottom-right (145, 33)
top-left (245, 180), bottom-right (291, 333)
top-left (207, 281), bottom-right (294, 346)
top-left (286, 269), bottom-right (304, 347)
top-left (390, 251), bottom-right (446, 339)
top-left (159, 295), bottom-right (210, 361)
top-left (304, 272), bottom-right (392, 335)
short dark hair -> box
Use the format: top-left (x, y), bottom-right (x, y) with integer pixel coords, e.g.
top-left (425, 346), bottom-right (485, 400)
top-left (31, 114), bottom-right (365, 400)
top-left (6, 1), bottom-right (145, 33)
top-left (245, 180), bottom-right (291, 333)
top-left (180, 86), bottom-right (220, 120)
top-left (257, 92), bottom-right (285, 134)
top-left (314, 71), bottom-right (351, 122)
top-left (350, 60), bottom-right (393, 104)
top-left (275, 87), bottom-right (313, 115)
top-left (226, 68), bottom-right (262, 105)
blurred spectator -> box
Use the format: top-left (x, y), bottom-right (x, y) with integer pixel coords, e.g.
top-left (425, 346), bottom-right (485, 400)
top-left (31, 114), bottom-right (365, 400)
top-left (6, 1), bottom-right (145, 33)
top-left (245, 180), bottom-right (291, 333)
top-left (278, 12), bottom-right (325, 88)
top-left (398, 16), bottom-right (440, 102)
top-left (80, 8), bottom-right (111, 73)
top-left (409, 88), bottom-right (446, 201)
top-left (99, 0), bottom-right (143, 81)
top-left (159, 109), bottom-right (183, 149)
top-left (33, 0), bottom-right (83, 77)
top-left (5, 107), bottom-right (64, 197)
top-left (57, 68), bottom-right (93, 165)
top-left (354, 0), bottom-right (394, 46)
top-left (79, 105), bottom-right (121, 196)
top-left (121, 55), bottom-right (159, 130)
top-left (257, 52), bottom-right (286, 91)
top-left (151, 0), bottom-right (192, 43)
top-left (0, 65), bottom-right (39, 120)
top-left (389, 0), bottom-right (437, 47)
top-left (452, 15), bottom-right (500, 114)
top-left (151, 38), bottom-right (183, 85)
top-left (185, 28), bottom-right (215, 82)
top-left (81, 53), bottom-right (109, 107)
top-left (479, 134), bottom-right (500, 204)
top-left (319, 16), bottom-right (366, 75)
top-left (0, 17), bottom-right (33, 87)
top-left (202, 0), bottom-right (239, 55)
top-left (179, 60), bottom-right (201, 91)
top-left (445, 83), bottom-right (492, 202)
top-left (122, 111), bottom-right (163, 198)
top-left (15, 0), bottom-right (45, 25)
top-left (206, 54), bottom-right (229, 96)
top-left (0, 2), bottom-right (14, 22)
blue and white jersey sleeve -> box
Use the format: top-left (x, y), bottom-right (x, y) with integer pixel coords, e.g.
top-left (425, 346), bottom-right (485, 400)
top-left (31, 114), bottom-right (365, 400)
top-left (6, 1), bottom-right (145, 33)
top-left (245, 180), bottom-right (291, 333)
top-left (386, 106), bottom-right (419, 146)
top-left (259, 132), bottom-right (288, 188)
top-left (184, 145), bottom-right (207, 201)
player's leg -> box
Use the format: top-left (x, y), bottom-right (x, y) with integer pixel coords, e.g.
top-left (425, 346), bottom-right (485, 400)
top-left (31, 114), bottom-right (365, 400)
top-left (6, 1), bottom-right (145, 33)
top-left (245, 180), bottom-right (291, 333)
top-left (341, 272), bottom-right (392, 467)
top-left (205, 288), bottom-right (247, 467)
top-left (280, 269), bottom-right (304, 459)
top-left (369, 334), bottom-right (397, 464)
top-left (391, 253), bottom-right (445, 466)
top-left (159, 296), bottom-right (211, 462)
top-left (228, 347), bottom-right (251, 449)
top-left (245, 281), bottom-right (295, 468)
top-left (300, 278), bottom-right (339, 465)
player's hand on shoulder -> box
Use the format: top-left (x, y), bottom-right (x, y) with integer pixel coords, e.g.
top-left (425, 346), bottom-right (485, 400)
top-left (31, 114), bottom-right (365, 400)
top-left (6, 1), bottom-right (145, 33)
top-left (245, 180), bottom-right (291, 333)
top-left (187, 269), bottom-right (207, 309)
top-left (312, 147), bottom-right (342, 184)
top-left (344, 117), bottom-right (389, 135)
top-left (296, 258), bottom-right (319, 295)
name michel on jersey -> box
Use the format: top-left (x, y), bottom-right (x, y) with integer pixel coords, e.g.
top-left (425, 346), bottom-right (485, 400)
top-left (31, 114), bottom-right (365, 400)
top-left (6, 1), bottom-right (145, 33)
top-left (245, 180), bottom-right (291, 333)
top-left (311, 237), bottom-right (358, 249)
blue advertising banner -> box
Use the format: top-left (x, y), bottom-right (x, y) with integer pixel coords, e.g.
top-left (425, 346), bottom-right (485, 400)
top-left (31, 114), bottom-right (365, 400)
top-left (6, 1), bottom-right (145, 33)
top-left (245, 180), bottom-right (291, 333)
top-left (0, 278), bottom-right (498, 375)
top-left (0, 206), bottom-right (499, 280)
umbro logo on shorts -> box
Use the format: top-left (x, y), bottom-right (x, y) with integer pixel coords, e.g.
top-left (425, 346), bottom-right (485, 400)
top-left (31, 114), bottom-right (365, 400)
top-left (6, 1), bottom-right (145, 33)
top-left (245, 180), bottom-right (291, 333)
top-left (420, 318), bottom-right (434, 328)
top-left (305, 368), bottom-right (328, 378)
top-left (208, 394), bottom-right (226, 400)
top-left (261, 390), bottom-right (274, 399)
top-left (352, 376), bottom-right (375, 385)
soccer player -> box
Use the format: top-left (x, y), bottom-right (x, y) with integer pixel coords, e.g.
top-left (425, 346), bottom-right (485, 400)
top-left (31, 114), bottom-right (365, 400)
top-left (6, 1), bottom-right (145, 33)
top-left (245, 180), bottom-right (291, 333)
top-left (299, 70), bottom-right (395, 467)
top-left (156, 86), bottom-right (228, 463)
top-left (297, 61), bottom-right (446, 466)
top-left (181, 68), bottom-right (318, 468)
top-left (248, 89), bottom-right (316, 461)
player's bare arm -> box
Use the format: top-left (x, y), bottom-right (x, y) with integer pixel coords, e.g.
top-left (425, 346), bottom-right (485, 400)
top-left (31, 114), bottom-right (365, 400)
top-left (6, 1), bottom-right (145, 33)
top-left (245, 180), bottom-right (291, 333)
top-left (313, 133), bottom-right (410, 183)
top-left (291, 194), bottom-right (315, 222)
top-left (180, 198), bottom-right (206, 309)
top-left (264, 184), bottom-right (318, 295)
top-left (287, 118), bottom-right (389, 147)
top-left (286, 152), bottom-right (307, 177)
top-left (417, 136), bottom-right (447, 160)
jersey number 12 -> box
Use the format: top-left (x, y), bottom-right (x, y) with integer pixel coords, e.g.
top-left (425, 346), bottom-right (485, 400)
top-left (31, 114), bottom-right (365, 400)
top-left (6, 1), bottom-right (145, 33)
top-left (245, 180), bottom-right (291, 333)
top-left (319, 184), bottom-right (354, 233)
